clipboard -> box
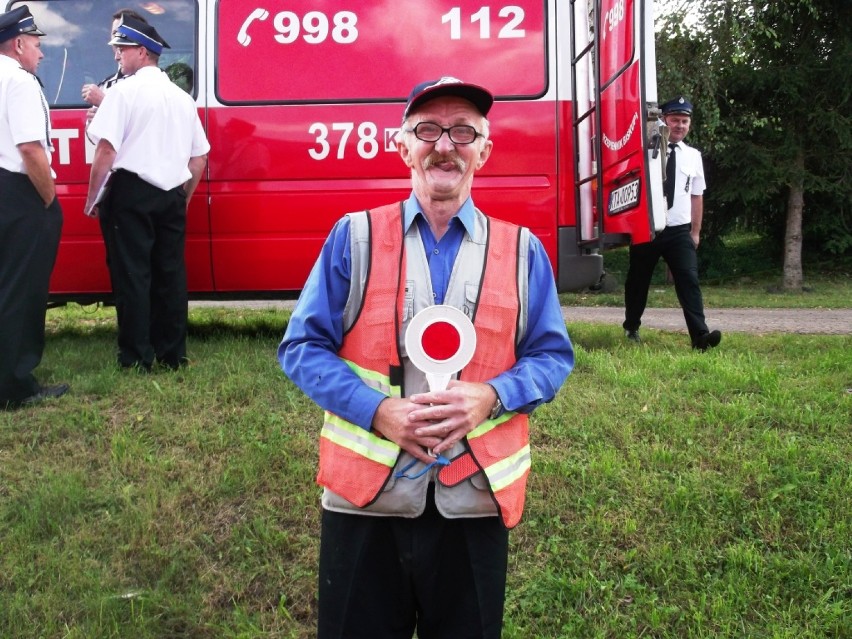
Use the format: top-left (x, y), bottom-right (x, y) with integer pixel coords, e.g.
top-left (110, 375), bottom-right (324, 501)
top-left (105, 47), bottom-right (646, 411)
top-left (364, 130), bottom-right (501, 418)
top-left (85, 171), bottom-right (113, 217)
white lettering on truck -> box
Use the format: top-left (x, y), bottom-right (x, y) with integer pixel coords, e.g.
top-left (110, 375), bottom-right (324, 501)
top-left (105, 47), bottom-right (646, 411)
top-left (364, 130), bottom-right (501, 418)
top-left (51, 128), bottom-right (80, 165)
top-left (238, 8), bottom-right (358, 47)
top-left (442, 6), bottom-right (526, 39)
top-left (602, 111), bottom-right (638, 152)
top-left (309, 122), bottom-right (378, 160)
top-left (602, 0), bottom-right (626, 38)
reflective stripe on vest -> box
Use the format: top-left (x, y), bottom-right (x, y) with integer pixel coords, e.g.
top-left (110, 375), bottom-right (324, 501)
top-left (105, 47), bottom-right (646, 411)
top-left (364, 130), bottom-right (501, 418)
top-left (318, 358), bottom-right (401, 472)
top-left (322, 413), bottom-right (400, 466)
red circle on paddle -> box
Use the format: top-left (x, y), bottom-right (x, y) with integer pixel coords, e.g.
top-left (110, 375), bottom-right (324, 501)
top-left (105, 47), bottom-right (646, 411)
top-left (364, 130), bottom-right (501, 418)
top-left (420, 321), bottom-right (461, 361)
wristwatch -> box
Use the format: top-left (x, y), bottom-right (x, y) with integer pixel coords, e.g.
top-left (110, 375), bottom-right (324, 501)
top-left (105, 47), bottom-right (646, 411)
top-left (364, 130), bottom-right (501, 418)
top-left (489, 389), bottom-right (504, 420)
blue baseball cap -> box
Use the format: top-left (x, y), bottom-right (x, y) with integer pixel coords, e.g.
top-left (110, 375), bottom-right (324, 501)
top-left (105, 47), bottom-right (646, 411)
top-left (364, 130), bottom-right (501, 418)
top-left (404, 77), bottom-right (493, 119)
top-left (0, 5), bottom-right (46, 44)
top-left (108, 16), bottom-right (170, 56)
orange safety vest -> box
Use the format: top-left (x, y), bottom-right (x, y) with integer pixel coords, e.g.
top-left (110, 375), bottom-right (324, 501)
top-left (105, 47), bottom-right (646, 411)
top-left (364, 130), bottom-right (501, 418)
top-left (316, 202), bottom-right (531, 528)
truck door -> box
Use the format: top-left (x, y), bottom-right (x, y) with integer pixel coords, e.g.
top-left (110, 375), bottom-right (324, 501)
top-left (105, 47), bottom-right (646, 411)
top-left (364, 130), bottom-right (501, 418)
top-left (573, 0), bottom-right (662, 250)
top-left (597, 0), bottom-right (664, 244)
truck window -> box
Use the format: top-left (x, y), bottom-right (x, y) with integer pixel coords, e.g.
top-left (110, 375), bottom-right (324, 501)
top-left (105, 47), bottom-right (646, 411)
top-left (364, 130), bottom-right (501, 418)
top-left (216, 0), bottom-right (547, 105)
top-left (15, 0), bottom-right (199, 106)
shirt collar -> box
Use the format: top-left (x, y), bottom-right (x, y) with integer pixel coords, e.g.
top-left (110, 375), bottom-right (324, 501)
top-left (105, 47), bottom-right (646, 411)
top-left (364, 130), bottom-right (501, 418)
top-left (0, 54), bottom-right (22, 72)
top-left (130, 65), bottom-right (164, 79)
top-left (403, 192), bottom-right (477, 237)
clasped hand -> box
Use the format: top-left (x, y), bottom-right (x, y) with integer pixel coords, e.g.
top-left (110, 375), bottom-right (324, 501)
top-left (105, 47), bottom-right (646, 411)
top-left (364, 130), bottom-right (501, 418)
top-left (372, 380), bottom-right (496, 463)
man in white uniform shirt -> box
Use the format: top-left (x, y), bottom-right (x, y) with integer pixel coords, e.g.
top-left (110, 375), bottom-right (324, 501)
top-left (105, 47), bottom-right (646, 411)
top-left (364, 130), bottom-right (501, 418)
top-left (623, 96), bottom-right (721, 351)
top-left (0, 5), bottom-right (69, 409)
top-left (80, 9), bottom-right (150, 128)
top-left (85, 16), bottom-right (210, 371)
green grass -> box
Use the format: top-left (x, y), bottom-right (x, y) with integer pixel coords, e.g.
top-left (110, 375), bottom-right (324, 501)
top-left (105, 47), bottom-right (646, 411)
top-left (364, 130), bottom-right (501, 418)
top-left (1, 303), bottom-right (850, 638)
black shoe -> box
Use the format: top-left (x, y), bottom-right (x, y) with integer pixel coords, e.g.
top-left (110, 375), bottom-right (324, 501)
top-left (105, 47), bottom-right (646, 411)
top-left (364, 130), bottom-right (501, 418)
top-left (625, 329), bottom-right (641, 343)
top-left (120, 361), bottom-right (152, 373)
top-left (156, 356), bottom-right (189, 371)
top-left (21, 383), bottom-right (70, 406)
top-left (693, 330), bottom-right (722, 351)
top-left (2, 383), bottom-right (70, 409)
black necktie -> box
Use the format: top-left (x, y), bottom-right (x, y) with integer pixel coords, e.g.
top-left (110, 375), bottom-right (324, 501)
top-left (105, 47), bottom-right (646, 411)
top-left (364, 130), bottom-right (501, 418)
top-left (665, 143), bottom-right (677, 209)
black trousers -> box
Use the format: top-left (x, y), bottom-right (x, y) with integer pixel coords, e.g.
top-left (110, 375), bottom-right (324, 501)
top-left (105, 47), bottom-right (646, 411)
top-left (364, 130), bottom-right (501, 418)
top-left (318, 485), bottom-right (509, 639)
top-left (100, 170), bottom-right (188, 369)
top-left (0, 168), bottom-right (62, 403)
top-left (623, 223), bottom-right (709, 343)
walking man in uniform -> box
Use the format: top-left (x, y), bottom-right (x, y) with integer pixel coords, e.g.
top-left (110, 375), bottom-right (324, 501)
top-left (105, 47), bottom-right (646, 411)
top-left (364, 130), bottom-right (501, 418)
top-left (0, 5), bottom-right (68, 409)
top-left (279, 77), bottom-right (574, 638)
top-left (622, 96), bottom-right (721, 350)
top-left (84, 15), bottom-right (209, 371)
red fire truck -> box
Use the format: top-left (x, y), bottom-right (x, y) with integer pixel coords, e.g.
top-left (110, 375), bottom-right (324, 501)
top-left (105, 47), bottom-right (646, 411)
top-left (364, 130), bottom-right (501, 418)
top-left (15, 0), bottom-right (667, 300)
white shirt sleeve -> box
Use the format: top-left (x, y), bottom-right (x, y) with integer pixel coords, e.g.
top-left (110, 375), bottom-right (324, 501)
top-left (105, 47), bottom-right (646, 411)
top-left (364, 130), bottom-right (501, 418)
top-left (190, 111), bottom-right (210, 157)
top-left (688, 148), bottom-right (706, 196)
top-left (87, 89), bottom-right (129, 152)
top-left (8, 74), bottom-right (48, 146)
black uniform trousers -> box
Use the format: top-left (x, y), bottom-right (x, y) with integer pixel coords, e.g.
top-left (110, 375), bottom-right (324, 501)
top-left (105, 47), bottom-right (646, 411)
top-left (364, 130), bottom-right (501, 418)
top-left (623, 223), bottom-right (709, 344)
top-left (318, 484), bottom-right (509, 639)
top-left (0, 168), bottom-right (62, 404)
top-left (100, 170), bottom-right (188, 369)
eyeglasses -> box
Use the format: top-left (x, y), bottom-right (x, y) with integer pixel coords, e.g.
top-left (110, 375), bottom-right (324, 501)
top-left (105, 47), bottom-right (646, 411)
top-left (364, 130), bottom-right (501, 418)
top-left (406, 122), bottom-right (483, 145)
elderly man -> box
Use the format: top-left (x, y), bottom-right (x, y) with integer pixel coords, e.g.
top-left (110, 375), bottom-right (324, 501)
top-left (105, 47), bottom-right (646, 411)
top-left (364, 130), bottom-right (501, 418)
top-left (85, 15), bottom-right (209, 371)
top-left (0, 5), bottom-right (68, 409)
top-left (279, 77), bottom-right (574, 639)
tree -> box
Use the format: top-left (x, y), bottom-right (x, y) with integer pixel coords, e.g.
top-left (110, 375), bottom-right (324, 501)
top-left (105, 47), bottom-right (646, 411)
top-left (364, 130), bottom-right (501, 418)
top-left (655, 0), bottom-right (852, 289)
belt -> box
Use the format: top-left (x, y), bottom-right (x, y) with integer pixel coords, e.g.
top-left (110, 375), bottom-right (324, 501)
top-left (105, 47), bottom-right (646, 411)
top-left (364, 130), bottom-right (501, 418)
top-left (662, 223), bottom-right (691, 232)
top-left (113, 169), bottom-right (181, 194)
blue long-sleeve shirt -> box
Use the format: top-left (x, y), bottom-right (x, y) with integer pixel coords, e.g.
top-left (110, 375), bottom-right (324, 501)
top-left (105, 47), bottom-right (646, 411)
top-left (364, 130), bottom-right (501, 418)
top-left (278, 193), bottom-right (574, 430)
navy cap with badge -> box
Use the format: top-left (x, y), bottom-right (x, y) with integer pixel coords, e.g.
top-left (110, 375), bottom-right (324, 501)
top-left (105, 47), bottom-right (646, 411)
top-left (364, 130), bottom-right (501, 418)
top-left (0, 5), bottom-right (46, 44)
top-left (661, 96), bottom-right (693, 116)
top-left (108, 15), bottom-right (170, 56)
top-left (404, 77), bottom-right (494, 119)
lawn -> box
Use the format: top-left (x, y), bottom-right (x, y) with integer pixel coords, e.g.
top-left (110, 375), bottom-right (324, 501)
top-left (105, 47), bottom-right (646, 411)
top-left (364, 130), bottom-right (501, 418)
top-left (1, 297), bottom-right (850, 638)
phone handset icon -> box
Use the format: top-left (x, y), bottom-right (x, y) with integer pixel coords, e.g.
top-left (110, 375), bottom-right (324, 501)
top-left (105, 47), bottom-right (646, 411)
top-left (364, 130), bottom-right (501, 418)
top-left (237, 8), bottom-right (270, 47)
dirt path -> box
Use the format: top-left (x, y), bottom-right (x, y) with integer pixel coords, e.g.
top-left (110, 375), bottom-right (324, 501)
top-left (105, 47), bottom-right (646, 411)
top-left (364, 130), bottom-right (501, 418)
top-left (564, 307), bottom-right (852, 335)
top-left (191, 301), bottom-right (852, 335)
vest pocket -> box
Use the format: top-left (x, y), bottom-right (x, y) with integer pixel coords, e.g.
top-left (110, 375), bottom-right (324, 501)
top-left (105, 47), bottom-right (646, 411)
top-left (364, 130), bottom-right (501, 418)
top-left (381, 472), bottom-right (398, 492)
top-left (470, 471), bottom-right (489, 491)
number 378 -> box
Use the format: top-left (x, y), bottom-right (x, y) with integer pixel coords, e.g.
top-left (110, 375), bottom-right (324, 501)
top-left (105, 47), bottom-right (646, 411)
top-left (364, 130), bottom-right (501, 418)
top-left (309, 122), bottom-right (379, 160)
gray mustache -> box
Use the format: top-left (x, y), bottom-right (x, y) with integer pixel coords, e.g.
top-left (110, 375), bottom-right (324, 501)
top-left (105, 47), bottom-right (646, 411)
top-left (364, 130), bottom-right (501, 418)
top-left (422, 154), bottom-right (466, 172)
